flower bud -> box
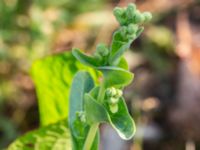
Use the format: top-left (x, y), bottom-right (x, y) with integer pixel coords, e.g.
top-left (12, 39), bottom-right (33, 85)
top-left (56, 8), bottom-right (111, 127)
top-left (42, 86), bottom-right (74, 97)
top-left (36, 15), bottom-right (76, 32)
top-left (127, 24), bottom-right (138, 34)
top-left (134, 10), bottom-right (145, 23)
top-left (113, 7), bottom-right (124, 18)
top-left (116, 89), bottom-right (123, 98)
top-left (76, 111), bottom-right (86, 123)
top-left (119, 26), bottom-right (128, 38)
top-left (106, 87), bottom-right (117, 97)
top-left (109, 97), bottom-right (119, 104)
top-left (109, 104), bottom-right (118, 113)
top-left (126, 3), bottom-right (136, 19)
top-left (93, 52), bottom-right (103, 61)
top-left (143, 12), bottom-right (152, 22)
top-left (96, 44), bottom-right (109, 57)
top-left (106, 87), bottom-right (123, 105)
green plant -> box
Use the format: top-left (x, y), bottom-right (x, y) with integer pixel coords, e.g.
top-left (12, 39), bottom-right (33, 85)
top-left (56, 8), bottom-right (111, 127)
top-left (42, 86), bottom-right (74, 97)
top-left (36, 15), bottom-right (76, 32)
top-left (8, 3), bottom-right (151, 150)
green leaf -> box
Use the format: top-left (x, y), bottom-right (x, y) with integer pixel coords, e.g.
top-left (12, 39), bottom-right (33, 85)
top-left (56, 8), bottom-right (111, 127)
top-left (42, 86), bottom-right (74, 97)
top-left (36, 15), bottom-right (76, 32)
top-left (98, 66), bottom-right (134, 88)
top-left (85, 88), bottom-right (136, 140)
top-left (30, 52), bottom-right (98, 126)
top-left (108, 26), bottom-right (137, 65)
top-left (69, 71), bottom-right (98, 150)
top-left (84, 94), bottom-right (109, 124)
top-left (72, 48), bottom-right (101, 67)
top-left (117, 57), bottom-right (129, 70)
top-left (105, 97), bottom-right (136, 140)
top-left (8, 120), bottom-right (71, 150)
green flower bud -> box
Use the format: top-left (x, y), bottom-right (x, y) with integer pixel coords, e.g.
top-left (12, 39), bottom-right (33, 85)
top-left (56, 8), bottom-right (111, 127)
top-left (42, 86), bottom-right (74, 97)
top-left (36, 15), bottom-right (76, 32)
top-left (106, 87), bottom-right (123, 99)
top-left (113, 7), bottom-right (127, 25)
top-left (143, 12), bottom-right (152, 22)
top-left (109, 104), bottom-right (118, 113)
top-left (126, 3), bottom-right (136, 20)
top-left (116, 89), bottom-right (123, 97)
top-left (113, 7), bottom-right (124, 18)
top-left (109, 97), bottom-right (119, 104)
top-left (76, 111), bottom-right (86, 123)
top-left (128, 3), bottom-right (136, 11)
top-left (96, 44), bottom-right (109, 57)
top-left (127, 24), bottom-right (138, 34)
top-left (106, 87), bottom-right (117, 97)
top-left (134, 10), bottom-right (145, 23)
top-left (119, 26), bottom-right (128, 37)
top-left (93, 52), bottom-right (103, 61)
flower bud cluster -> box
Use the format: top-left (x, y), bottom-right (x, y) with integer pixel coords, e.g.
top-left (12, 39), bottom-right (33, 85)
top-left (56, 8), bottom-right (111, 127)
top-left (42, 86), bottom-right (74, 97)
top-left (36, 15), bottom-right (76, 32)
top-left (118, 24), bottom-right (139, 41)
top-left (105, 87), bottom-right (123, 113)
top-left (113, 3), bottom-right (152, 26)
top-left (93, 43), bottom-right (109, 62)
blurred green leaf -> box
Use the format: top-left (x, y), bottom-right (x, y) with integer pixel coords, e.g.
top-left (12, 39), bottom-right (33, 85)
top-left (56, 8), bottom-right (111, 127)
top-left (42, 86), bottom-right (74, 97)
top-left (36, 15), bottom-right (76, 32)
top-left (8, 120), bottom-right (71, 150)
top-left (69, 71), bottom-right (98, 150)
top-left (84, 93), bottom-right (109, 124)
top-left (98, 66), bottom-right (134, 88)
top-left (30, 52), bottom-right (98, 126)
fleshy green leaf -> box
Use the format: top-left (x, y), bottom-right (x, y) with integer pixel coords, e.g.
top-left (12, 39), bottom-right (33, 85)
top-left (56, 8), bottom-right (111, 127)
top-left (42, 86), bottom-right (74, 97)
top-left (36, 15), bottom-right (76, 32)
top-left (8, 120), bottom-right (71, 150)
top-left (69, 71), bottom-right (98, 150)
top-left (85, 87), bottom-right (135, 140)
top-left (84, 94), bottom-right (109, 124)
top-left (105, 97), bottom-right (136, 139)
top-left (72, 48), bottom-right (101, 67)
top-left (98, 66), bottom-right (134, 88)
top-left (30, 52), bottom-right (98, 126)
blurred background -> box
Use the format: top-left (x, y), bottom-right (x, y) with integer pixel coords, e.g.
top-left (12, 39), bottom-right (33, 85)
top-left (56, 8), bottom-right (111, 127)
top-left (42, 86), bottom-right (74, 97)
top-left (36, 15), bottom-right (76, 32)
top-left (1, 0), bottom-right (200, 149)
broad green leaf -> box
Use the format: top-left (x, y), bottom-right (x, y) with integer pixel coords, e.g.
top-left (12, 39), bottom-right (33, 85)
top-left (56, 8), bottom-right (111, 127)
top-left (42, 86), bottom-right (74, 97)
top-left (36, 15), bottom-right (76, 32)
top-left (8, 120), bottom-right (71, 150)
top-left (69, 71), bottom-right (98, 150)
top-left (30, 52), bottom-right (98, 126)
top-left (98, 66), bottom-right (134, 88)
top-left (85, 88), bottom-right (136, 140)
top-left (72, 48), bottom-right (101, 67)
top-left (105, 97), bottom-right (136, 140)
top-left (84, 94), bottom-right (109, 124)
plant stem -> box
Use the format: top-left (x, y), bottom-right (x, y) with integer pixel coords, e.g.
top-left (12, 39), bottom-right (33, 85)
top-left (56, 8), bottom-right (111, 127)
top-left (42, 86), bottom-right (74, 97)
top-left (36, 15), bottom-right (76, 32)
top-left (83, 80), bottom-right (105, 150)
top-left (97, 80), bottom-right (105, 103)
top-left (83, 123), bottom-right (99, 150)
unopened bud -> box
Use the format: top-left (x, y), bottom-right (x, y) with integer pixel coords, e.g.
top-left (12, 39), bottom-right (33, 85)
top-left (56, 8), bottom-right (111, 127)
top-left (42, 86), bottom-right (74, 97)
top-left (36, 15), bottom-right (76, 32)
top-left (109, 104), bottom-right (118, 113)
top-left (126, 3), bottom-right (136, 19)
top-left (134, 10), bottom-right (145, 23)
top-left (143, 12), bottom-right (152, 22)
top-left (113, 7), bottom-right (124, 17)
top-left (127, 24), bottom-right (138, 34)
top-left (76, 111), bottom-right (86, 123)
top-left (109, 97), bottom-right (119, 104)
top-left (106, 87), bottom-right (117, 97)
top-left (93, 53), bottom-right (103, 61)
top-left (119, 26), bottom-right (128, 37)
top-left (116, 89), bottom-right (123, 97)
top-left (96, 44), bottom-right (109, 56)
top-left (106, 87), bottom-right (123, 100)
